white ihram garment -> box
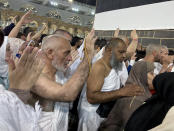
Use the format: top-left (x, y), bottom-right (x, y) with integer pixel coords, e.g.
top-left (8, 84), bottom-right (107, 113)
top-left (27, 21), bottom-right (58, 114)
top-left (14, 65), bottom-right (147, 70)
top-left (77, 69), bottom-right (120, 131)
top-left (39, 42), bottom-right (85, 131)
top-left (0, 85), bottom-right (42, 131)
top-left (154, 62), bottom-right (174, 75)
top-left (38, 71), bottom-right (70, 131)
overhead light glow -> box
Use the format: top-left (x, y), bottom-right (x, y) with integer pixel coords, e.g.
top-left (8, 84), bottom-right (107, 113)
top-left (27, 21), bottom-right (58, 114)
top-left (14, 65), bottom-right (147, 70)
top-left (91, 11), bottom-right (95, 15)
top-left (68, 0), bottom-right (73, 2)
top-left (72, 7), bottom-right (79, 12)
top-left (50, 1), bottom-right (58, 6)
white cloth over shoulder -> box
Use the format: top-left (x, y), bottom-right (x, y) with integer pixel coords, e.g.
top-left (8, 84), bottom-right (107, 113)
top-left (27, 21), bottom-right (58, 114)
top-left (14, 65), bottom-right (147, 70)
top-left (0, 36), bottom-right (8, 77)
top-left (0, 85), bottom-right (42, 131)
top-left (70, 41), bottom-right (84, 76)
top-left (92, 47), bottom-right (105, 63)
top-left (38, 71), bottom-right (70, 131)
top-left (154, 62), bottom-right (174, 75)
top-left (78, 69), bottom-right (120, 131)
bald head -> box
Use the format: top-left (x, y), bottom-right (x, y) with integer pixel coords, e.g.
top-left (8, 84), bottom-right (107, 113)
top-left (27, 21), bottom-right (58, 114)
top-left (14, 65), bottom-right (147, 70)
top-left (41, 35), bottom-right (71, 51)
top-left (146, 44), bottom-right (161, 56)
top-left (53, 29), bottom-right (72, 42)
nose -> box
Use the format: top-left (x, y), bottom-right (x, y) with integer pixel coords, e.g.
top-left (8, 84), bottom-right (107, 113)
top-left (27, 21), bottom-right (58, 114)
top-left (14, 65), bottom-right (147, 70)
top-left (123, 53), bottom-right (126, 58)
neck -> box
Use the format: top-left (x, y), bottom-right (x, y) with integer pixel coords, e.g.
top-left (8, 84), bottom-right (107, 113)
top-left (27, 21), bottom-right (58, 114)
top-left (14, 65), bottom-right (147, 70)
top-left (102, 53), bottom-right (112, 69)
top-left (144, 55), bottom-right (155, 63)
top-left (42, 61), bottom-right (57, 79)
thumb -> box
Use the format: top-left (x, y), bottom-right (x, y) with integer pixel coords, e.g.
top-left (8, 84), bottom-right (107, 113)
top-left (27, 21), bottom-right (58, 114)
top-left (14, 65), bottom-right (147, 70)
top-left (8, 56), bottom-right (16, 73)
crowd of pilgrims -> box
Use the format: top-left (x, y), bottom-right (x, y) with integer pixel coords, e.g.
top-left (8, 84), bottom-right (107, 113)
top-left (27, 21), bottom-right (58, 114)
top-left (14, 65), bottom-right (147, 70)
top-left (0, 11), bottom-right (174, 131)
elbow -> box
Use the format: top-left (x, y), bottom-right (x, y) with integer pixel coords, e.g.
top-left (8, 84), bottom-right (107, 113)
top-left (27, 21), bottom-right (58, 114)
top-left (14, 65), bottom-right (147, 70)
top-left (68, 95), bottom-right (77, 102)
top-left (87, 96), bottom-right (98, 104)
top-left (63, 92), bottom-right (78, 102)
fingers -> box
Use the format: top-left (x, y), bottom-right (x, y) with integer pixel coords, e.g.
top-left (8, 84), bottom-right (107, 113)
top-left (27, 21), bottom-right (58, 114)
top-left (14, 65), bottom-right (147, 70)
top-left (8, 55), bottom-right (16, 73)
top-left (26, 47), bottom-right (39, 68)
top-left (86, 29), bottom-right (95, 41)
top-left (114, 28), bottom-right (120, 38)
top-left (26, 32), bottom-right (32, 41)
top-left (18, 46), bottom-right (31, 67)
top-left (92, 36), bottom-right (98, 44)
top-left (24, 10), bottom-right (32, 17)
top-left (18, 42), bottom-right (28, 54)
top-left (32, 50), bottom-right (45, 76)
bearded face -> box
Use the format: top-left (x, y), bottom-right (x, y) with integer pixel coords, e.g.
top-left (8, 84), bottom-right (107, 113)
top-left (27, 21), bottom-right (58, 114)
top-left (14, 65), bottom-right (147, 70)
top-left (110, 52), bottom-right (123, 71)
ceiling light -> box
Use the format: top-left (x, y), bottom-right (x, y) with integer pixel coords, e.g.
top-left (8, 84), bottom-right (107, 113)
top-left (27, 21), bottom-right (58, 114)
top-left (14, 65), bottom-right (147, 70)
top-left (68, 0), bottom-right (73, 2)
top-left (72, 7), bottom-right (79, 12)
top-left (50, 1), bottom-right (58, 6)
top-left (91, 11), bottom-right (95, 15)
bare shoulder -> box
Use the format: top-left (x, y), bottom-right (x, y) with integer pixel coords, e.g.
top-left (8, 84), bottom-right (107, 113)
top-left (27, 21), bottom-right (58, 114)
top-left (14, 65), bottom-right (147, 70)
top-left (91, 59), bottom-right (106, 75)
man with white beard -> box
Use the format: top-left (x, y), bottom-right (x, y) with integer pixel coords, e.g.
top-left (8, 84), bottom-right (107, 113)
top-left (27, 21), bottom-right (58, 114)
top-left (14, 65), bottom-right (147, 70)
top-left (20, 30), bottom-right (97, 131)
top-left (154, 45), bottom-right (174, 75)
top-left (77, 38), bottom-right (143, 131)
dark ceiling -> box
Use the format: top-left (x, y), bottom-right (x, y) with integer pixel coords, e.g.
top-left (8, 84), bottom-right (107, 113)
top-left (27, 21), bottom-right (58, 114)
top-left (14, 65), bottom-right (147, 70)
top-left (74, 0), bottom-right (96, 6)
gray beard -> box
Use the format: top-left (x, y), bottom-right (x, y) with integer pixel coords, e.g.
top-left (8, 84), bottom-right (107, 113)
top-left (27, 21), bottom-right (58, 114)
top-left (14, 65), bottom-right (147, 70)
top-left (110, 53), bottom-right (123, 71)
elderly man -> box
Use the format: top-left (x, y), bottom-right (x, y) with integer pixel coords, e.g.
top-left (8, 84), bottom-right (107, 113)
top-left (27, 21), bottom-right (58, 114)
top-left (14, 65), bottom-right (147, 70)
top-left (77, 38), bottom-right (143, 131)
top-left (154, 45), bottom-right (173, 75)
top-left (99, 44), bottom-right (162, 131)
top-left (17, 30), bottom-right (96, 131)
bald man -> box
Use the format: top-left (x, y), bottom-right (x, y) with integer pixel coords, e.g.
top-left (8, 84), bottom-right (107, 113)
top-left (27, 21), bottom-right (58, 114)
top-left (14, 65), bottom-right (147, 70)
top-left (18, 31), bottom-right (96, 131)
top-left (77, 38), bottom-right (143, 131)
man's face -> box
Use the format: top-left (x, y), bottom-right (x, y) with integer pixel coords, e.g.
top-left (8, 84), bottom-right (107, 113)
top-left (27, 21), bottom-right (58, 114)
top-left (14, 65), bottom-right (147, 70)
top-left (153, 49), bottom-right (161, 62)
top-left (110, 42), bottom-right (127, 70)
top-left (52, 39), bottom-right (72, 72)
top-left (159, 48), bottom-right (168, 63)
top-left (160, 48), bottom-right (168, 57)
top-left (113, 42), bottom-right (127, 62)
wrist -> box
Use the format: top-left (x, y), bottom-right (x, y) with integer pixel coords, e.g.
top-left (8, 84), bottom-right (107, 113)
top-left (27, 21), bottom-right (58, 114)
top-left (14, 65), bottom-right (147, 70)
top-left (133, 38), bottom-right (138, 41)
top-left (117, 89), bottom-right (124, 97)
top-left (10, 85), bottom-right (30, 92)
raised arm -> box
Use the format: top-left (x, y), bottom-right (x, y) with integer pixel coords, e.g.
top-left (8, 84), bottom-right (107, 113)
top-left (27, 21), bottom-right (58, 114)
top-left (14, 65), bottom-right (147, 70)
top-left (32, 30), bottom-right (97, 102)
top-left (8, 11), bottom-right (32, 38)
top-left (126, 30), bottom-right (138, 57)
top-left (31, 23), bottom-right (47, 41)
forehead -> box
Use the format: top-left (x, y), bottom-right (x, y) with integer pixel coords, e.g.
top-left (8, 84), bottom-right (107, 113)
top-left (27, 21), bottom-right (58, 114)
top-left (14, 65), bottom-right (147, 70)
top-left (114, 42), bottom-right (127, 51)
top-left (56, 38), bottom-right (71, 51)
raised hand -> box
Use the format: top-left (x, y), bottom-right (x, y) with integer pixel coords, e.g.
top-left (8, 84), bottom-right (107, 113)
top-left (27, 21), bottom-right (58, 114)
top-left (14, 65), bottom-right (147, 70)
top-left (84, 29), bottom-right (97, 60)
top-left (12, 15), bottom-right (17, 24)
top-left (114, 28), bottom-right (120, 38)
top-left (19, 10), bottom-right (32, 25)
top-left (131, 30), bottom-right (138, 40)
top-left (68, 48), bottom-right (79, 67)
top-left (26, 32), bottom-right (32, 41)
top-left (8, 46), bottom-right (45, 91)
